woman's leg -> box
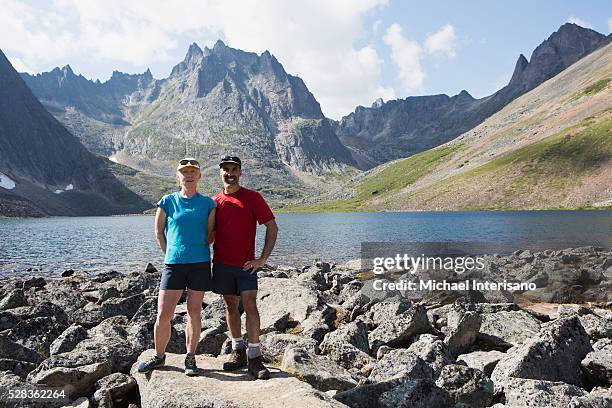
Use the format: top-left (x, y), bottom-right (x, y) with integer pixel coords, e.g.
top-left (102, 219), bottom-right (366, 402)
top-left (185, 289), bottom-right (205, 354)
top-left (154, 289), bottom-right (183, 356)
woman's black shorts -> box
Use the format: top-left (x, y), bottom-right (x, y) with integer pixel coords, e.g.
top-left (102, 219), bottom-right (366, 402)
top-left (160, 262), bottom-right (212, 291)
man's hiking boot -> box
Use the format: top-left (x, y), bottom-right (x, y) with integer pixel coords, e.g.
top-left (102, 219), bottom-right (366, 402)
top-left (223, 348), bottom-right (247, 371)
top-left (184, 353), bottom-right (199, 376)
top-left (137, 354), bottom-right (165, 373)
top-left (247, 355), bottom-right (270, 380)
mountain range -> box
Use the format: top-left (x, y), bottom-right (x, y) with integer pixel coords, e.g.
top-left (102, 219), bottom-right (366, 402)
top-left (0, 50), bottom-right (150, 216)
top-left (1, 23), bottom-right (610, 215)
top-left (293, 40), bottom-right (612, 211)
top-left (335, 23), bottom-right (611, 168)
top-left (20, 41), bottom-right (357, 205)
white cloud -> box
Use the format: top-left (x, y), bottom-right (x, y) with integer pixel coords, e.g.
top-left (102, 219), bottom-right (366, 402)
top-left (7, 56), bottom-right (33, 73)
top-left (567, 16), bottom-right (593, 29)
top-left (425, 24), bottom-right (456, 58)
top-left (383, 23), bottom-right (424, 93)
top-left (1, 0), bottom-right (391, 119)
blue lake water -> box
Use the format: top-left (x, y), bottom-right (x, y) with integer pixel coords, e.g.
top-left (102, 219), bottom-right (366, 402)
top-left (0, 211), bottom-right (611, 277)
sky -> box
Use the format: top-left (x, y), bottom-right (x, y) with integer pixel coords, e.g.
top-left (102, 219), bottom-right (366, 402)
top-left (1, 0), bottom-right (611, 119)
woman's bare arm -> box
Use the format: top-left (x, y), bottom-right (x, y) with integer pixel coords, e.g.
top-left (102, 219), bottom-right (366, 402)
top-left (207, 208), bottom-right (216, 245)
top-left (155, 207), bottom-right (167, 254)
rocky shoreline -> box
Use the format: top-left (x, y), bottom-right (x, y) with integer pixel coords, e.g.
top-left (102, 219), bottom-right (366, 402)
top-left (0, 247), bottom-right (610, 407)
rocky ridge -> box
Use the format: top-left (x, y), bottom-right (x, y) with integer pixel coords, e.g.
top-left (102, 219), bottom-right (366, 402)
top-left (335, 23), bottom-right (611, 168)
top-left (0, 246), bottom-right (610, 407)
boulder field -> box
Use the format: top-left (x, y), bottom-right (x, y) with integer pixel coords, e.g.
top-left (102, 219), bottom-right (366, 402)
top-left (0, 247), bottom-right (610, 407)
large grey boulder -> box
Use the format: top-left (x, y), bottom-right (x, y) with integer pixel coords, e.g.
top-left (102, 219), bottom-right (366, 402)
top-left (501, 377), bottom-right (588, 407)
top-left (100, 293), bottom-right (146, 319)
top-left (444, 311), bottom-right (481, 355)
top-left (49, 324), bottom-right (87, 355)
top-left (92, 372), bottom-right (137, 408)
top-left (378, 379), bottom-right (454, 408)
top-left (369, 349), bottom-right (433, 383)
top-left (260, 332), bottom-right (318, 362)
top-left (4, 315), bottom-right (68, 357)
top-left (569, 387), bottom-right (612, 407)
top-left (196, 326), bottom-right (227, 356)
top-left (255, 277), bottom-right (329, 332)
top-left (27, 316), bottom-right (140, 395)
top-left (457, 350), bottom-right (505, 376)
top-left (478, 310), bottom-right (541, 349)
top-left (281, 347), bottom-right (358, 392)
top-left (578, 313), bottom-right (612, 341)
top-left (0, 289), bottom-right (28, 310)
top-left (366, 299), bottom-right (412, 326)
top-left (0, 333), bottom-right (45, 363)
top-left (0, 358), bottom-right (38, 379)
top-left (320, 320), bottom-right (372, 369)
top-left (368, 304), bottom-right (431, 352)
top-left (131, 351), bottom-right (348, 407)
top-left (406, 334), bottom-right (453, 377)
top-left (581, 342), bottom-right (612, 385)
top-left (29, 361), bottom-right (112, 399)
top-left (334, 381), bottom-right (399, 408)
top-left (434, 364), bottom-right (494, 408)
top-left (491, 316), bottom-right (592, 389)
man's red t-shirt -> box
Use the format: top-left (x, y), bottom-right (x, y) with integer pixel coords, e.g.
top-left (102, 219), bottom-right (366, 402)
top-left (213, 187), bottom-right (275, 267)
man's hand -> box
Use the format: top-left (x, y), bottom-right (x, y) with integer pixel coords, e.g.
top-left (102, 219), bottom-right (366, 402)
top-left (243, 258), bottom-right (267, 273)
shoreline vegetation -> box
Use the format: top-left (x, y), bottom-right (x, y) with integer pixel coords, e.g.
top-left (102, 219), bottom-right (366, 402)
top-left (0, 246), bottom-right (610, 407)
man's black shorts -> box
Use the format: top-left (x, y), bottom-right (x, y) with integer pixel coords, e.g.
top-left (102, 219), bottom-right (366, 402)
top-left (212, 262), bottom-right (257, 295)
top-left (160, 262), bottom-right (212, 291)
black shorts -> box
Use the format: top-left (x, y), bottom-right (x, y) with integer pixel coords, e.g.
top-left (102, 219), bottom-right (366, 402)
top-left (212, 262), bottom-right (258, 295)
top-left (160, 262), bottom-right (212, 291)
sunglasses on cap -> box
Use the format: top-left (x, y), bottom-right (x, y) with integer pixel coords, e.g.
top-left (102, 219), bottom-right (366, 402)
top-left (179, 159), bottom-right (199, 166)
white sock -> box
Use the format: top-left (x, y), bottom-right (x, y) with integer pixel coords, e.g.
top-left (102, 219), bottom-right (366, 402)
top-left (232, 337), bottom-right (245, 350)
top-left (247, 342), bottom-right (261, 359)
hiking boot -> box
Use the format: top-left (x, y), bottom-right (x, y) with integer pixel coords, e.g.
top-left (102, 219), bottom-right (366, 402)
top-left (223, 348), bottom-right (247, 371)
top-left (247, 356), bottom-right (270, 380)
top-left (137, 354), bottom-right (165, 373)
top-left (184, 354), bottom-right (199, 376)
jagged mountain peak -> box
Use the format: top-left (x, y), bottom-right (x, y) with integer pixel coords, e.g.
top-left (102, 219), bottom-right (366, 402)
top-left (186, 42), bottom-right (203, 58)
top-left (371, 98), bottom-right (384, 108)
top-left (509, 54), bottom-right (529, 84)
top-left (213, 39), bottom-right (227, 50)
top-left (61, 64), bottom-right (74, 76)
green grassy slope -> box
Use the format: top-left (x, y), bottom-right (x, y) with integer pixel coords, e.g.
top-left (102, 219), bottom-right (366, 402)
top-left (389, 108), bottom-right (612, 210)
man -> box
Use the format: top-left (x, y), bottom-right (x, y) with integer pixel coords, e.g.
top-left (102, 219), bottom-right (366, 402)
top-left (212, 155), bottom-right (278, 380)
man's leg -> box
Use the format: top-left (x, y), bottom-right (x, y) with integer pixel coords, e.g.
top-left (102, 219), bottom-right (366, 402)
top-left (223, 294), bottom-right (242, 339)
top-left (240, 290), bottom-right (260, 345)
top-left (241, 290), bottom-right (269, 379)
top-left (154, 289), bottom-right (183, 356)
top-left (222, 294), bottom-right (247, 370)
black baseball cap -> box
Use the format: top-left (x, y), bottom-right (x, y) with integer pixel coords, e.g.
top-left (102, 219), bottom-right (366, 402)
top-left (219, 155), bottom-right (242, 167)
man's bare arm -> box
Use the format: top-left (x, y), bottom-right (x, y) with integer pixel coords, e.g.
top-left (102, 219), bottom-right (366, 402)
top-left (155, 207), bottom-right (167, 254)
top-left (260, 219), bottom-right (278, 261)
top-left (242, 219), bottom-right (278, 271)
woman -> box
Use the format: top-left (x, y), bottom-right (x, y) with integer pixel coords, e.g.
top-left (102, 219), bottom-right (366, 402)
top-left (137, 157), bottom-right (216, 376)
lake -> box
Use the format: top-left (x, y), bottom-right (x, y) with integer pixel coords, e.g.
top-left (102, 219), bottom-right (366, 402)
top-left (0, 211), bottom-right (611, 278)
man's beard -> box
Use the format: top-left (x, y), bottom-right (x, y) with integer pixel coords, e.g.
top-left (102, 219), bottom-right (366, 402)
top-left (223, 176), bottom-right (238, 184)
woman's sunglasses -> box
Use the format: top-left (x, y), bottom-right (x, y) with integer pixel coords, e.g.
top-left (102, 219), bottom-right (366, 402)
top-left (179, 159), bottom-right (199, 166)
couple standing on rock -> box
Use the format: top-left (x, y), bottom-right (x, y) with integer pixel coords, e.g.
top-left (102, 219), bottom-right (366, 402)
top-left (137, 155), bottom-right (279, 379)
